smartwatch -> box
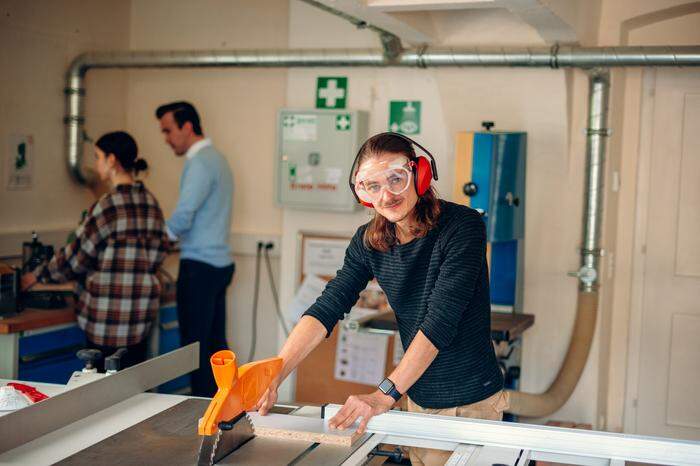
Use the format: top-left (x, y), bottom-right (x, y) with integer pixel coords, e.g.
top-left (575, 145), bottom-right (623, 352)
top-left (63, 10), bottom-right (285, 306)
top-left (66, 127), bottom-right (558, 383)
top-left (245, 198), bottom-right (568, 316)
top-left (378, 377), bottom-right (402, 402)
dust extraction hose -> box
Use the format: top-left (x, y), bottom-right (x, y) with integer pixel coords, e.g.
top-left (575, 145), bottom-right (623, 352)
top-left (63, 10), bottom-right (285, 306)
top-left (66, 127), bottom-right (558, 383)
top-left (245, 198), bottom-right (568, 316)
top-left (506, 290), bottom-right (598, 417)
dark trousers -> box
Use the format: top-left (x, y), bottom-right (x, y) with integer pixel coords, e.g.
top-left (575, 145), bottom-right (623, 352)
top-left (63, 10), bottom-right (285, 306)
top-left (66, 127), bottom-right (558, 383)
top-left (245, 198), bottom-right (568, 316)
top-left (177, 258), bottom-right (235, 397)
top-left (86, 340), bottom-right (149, 373)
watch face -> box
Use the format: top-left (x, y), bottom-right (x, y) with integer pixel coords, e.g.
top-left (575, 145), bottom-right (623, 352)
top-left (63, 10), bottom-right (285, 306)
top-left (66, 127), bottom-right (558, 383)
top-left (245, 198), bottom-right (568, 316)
top-left (378, 378), bottom-right (394, 394)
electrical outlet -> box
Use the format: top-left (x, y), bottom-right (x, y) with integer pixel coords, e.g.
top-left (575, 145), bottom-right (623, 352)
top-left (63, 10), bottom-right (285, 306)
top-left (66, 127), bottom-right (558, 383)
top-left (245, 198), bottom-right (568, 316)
top-left (231, 234), bottom-right (281, 257)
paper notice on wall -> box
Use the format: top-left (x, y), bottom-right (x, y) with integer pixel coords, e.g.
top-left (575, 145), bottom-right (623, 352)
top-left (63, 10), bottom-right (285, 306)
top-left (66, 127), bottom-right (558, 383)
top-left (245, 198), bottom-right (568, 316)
top-left (325, 167), bottom-right (342, 185)
top-left (303, 237), bottom-right (350, 277)
top-left (297, 165), bottom-right (313, 184)
top-left (6, 134), bottom-right (33, 190)
top-left (287, 274), bottom-right (327, 322)
top-left (282, 114), bottom-right (318, 141)
top-left (334, 326), bottom-right (388, 386)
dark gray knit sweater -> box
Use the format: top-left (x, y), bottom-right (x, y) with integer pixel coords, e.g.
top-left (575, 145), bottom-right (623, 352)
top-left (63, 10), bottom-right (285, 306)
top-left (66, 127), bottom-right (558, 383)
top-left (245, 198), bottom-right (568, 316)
top-left (304, 200), bottom-right (504, 409)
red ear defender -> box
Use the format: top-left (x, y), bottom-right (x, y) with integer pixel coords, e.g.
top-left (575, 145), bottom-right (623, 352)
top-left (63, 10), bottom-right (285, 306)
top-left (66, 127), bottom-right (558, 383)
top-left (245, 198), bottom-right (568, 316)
top-left (414, 156), bottom-right (433, 196)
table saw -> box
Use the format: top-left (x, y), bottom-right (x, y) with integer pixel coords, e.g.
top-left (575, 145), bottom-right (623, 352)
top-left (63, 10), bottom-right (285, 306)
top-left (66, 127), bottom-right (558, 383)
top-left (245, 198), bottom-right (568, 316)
top-left (1, 344), bottom-right (699, 466)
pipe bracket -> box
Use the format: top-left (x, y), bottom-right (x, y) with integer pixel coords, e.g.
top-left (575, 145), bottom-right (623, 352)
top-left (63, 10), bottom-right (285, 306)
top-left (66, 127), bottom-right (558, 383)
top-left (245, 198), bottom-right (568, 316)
top-left (580, 247), bottom-right (603, 257)
top-left (549, 43), bottom-right (560, 69)
top-left (586, 128), bottom-right (611, 137)
top-left (64, 87), bottom-right (85, 96)
top-left (63, 116), bottom-right (85, 124)
top-left (380, 33), bottom-right (403, 64)
top-left (416, 44), bottom-right (429, 68)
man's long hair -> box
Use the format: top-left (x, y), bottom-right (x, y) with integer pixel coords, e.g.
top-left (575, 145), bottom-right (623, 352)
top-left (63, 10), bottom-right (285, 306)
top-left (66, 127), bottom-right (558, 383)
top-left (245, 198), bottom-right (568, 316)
top-left (356, 133), bottom-right (441, 252)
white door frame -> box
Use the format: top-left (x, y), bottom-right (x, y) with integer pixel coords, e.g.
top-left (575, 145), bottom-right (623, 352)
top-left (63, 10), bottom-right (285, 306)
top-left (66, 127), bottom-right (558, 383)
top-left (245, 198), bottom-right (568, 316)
top-left (622, 68), bottom-right (656, 434)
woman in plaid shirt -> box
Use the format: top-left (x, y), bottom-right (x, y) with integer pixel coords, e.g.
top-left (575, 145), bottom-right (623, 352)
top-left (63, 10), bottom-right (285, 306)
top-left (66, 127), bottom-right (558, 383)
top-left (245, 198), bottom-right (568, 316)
top-left (22, 131), bottom-right (170, 370)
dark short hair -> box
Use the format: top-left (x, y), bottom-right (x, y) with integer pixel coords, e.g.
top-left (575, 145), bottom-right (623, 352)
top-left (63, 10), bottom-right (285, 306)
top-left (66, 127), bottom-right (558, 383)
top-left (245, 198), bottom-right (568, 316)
top-left (155, 101), bottom-right (203, 135)
top-left (95, 131), bottom-right (148, 174)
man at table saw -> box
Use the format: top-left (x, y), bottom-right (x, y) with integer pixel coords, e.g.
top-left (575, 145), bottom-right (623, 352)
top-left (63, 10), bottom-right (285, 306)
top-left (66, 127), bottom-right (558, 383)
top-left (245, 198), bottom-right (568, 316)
top-left (255, 132), bottom-right (509, 466)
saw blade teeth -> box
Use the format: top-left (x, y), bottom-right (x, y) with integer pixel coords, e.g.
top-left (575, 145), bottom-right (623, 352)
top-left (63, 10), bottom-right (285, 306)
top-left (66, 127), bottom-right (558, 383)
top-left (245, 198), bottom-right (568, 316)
top-left (196, 431), bottom-right (221, 466)
top-left (212, 430), bottom-right (222, 464)
top-left (243, 413), bottom-right (255, 434)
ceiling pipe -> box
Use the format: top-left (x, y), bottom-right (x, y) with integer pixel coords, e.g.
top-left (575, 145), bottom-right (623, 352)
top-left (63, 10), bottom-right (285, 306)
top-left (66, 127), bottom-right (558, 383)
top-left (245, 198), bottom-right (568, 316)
top-left (64, 44), bottom-right (699, 417)
top-left (65, 45), bottom-right (700, 183)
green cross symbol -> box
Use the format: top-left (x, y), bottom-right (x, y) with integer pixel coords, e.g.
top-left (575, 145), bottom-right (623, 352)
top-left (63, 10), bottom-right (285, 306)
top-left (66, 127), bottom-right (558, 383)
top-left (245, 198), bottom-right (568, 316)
top-left (335, 114), bottom-right (351, 131)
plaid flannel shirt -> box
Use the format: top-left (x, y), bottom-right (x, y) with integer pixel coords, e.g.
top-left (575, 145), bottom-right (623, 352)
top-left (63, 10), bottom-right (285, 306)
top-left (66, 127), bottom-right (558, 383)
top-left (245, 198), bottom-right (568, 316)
top-left (33, 182), bottom-right (169, 347)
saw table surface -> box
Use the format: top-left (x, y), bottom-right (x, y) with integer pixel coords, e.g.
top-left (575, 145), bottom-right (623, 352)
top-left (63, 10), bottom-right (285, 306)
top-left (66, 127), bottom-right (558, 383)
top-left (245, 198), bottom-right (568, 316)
top-left (0, 379), bottom-right (364, 466)
top-left (54, 399), bottom-right (359, 466)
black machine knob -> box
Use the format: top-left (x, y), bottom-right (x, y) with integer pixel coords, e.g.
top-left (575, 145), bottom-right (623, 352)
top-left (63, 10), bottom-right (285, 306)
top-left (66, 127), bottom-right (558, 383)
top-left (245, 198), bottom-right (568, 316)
top-left (77, 349), bottom-right (103, 370)
top-left (105, 348), bottom-right (128, 372)
top-left (481, 121), bottom-right (495, 131)
top-left (462, 182), bottom-right (478, 197)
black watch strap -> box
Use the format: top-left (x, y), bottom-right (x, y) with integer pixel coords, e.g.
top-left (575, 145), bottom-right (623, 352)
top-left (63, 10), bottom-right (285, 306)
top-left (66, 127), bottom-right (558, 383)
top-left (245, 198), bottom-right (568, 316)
top-left (378, 377), bottom-right (402, 402)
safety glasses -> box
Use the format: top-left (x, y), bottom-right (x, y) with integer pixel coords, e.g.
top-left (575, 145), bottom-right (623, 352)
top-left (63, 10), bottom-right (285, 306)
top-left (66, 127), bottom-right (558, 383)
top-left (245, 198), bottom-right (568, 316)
top-left (354, 162), bottom-right (414, 204)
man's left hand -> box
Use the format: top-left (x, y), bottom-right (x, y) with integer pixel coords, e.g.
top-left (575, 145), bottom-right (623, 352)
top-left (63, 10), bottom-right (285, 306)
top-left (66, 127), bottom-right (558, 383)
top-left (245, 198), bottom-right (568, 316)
top-left (328, 390), bottom-right (395, 434)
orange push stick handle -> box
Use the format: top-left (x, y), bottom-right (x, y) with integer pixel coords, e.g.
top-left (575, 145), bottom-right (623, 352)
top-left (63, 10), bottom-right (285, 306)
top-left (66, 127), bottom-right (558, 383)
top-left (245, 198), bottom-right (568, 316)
top-left (198, 350), bottom-right (282, 436)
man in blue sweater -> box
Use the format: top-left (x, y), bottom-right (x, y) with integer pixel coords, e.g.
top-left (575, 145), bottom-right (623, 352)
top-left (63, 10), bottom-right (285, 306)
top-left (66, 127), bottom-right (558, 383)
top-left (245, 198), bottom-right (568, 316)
top-left (156, 101), bottom-right (234, 397)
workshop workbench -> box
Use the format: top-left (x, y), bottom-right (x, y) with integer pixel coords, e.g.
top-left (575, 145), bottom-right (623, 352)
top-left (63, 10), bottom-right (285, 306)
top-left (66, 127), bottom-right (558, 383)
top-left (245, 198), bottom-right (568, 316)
top-left (0, 307), bottom-right (77, 380)
top-left (0, 276), bottom-right (178, 383)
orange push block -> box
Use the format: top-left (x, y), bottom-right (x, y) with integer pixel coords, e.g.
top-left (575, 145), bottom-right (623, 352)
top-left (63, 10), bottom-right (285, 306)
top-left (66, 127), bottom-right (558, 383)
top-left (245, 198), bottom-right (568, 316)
top-left (198, 350), bottom-right (282, 436)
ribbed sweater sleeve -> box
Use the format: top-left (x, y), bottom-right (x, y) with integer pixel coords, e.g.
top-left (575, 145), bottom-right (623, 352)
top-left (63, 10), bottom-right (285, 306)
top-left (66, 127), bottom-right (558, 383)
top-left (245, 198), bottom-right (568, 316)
top-left (303, 228), bottom-right (374, 336)
top-left (418, 208), bottom-right (486, 350)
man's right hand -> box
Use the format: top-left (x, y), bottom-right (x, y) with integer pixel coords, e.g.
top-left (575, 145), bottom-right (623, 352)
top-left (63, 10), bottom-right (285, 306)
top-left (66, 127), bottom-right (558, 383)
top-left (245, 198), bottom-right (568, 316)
top-left (21, 272), bottom-right (37, 291)
top-left (255, 379), bottom-right (279, 416)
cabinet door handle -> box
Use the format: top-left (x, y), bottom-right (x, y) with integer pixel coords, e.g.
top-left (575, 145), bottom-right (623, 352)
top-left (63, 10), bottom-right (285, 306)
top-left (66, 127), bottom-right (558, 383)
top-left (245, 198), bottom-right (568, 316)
top-left (20, 344), bottom-right (84, 364)
top-left (160, 321), bottom-right (179, 331)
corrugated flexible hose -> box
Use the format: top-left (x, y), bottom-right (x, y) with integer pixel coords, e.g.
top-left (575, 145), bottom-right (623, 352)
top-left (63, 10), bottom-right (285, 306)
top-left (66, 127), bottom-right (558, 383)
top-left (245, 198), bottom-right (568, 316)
top-left (506, 291), bottom-right (598, 417)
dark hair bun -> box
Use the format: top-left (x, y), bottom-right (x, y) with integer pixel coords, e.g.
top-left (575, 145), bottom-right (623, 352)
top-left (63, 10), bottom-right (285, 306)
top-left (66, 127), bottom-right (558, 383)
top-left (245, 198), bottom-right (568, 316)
top-left (133, 158), bottom-right (149, 173)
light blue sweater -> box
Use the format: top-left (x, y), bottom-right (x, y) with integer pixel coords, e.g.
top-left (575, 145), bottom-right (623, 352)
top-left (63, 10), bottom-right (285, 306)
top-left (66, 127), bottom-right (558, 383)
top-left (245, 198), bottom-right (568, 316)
top-left (167, 143), bottom-right (233, 268)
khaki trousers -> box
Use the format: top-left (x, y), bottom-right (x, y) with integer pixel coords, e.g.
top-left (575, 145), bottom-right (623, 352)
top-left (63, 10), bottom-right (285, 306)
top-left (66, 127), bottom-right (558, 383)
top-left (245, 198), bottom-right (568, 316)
top-left (407, 391), bottom-right (510, 466)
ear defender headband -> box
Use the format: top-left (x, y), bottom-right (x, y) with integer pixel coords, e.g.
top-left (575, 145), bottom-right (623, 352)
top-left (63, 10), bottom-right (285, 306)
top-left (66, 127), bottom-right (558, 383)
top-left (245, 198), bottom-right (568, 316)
top-left (349, 132), bottom-right (439, 208)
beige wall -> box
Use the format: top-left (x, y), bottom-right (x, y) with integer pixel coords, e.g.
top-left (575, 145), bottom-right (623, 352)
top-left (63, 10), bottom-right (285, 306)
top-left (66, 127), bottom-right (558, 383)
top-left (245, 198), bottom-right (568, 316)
top-left (0, 0), bottom-right (130, 244)
top-left (125, 0), bottom-right (289, 362)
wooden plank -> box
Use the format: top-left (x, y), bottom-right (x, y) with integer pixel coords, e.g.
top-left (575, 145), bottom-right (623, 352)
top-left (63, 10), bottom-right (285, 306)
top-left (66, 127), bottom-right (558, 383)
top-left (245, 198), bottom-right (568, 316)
top-left (248, 413), bottom-right (362, 447)
top-left (0, 307), bottom-right (75, 334)
top-left (31, 282), bottom-right (76, 293)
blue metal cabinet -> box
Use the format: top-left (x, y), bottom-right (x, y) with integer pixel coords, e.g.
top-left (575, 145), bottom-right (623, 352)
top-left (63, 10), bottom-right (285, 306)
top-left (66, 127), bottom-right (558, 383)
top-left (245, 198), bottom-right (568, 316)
top-left (18, 324), bottom-right (85, 384)
top-left (155, 304), bottom-right (190, 393)
top-left (455, 130), bottom-right (526, 308)
top-left (469, 132), bottom-right (527, 242)
top-left (488, 133), bottom-right (526, 242)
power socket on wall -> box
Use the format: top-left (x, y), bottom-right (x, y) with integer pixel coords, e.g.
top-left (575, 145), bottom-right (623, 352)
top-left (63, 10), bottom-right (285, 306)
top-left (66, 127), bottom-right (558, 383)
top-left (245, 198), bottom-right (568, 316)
top-left (231, 233), bottom-right (280, 258)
